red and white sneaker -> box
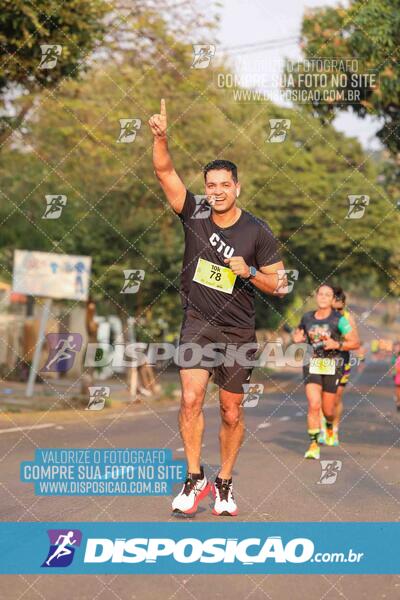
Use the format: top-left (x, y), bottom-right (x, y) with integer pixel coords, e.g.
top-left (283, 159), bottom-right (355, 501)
top-left (212, 477), bottom-right (238, 516)
top-left (172, 466), bottom-right (210, 515)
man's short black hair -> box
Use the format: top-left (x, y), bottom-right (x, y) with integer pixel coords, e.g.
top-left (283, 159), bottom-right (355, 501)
top-left (333, 286), bottom-right (346, 303)
top-left (203, 159), bottom-right (238, 183)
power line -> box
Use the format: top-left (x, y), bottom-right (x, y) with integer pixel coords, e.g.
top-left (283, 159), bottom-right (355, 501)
top-left (224, 40), bottom-right (299, 56)
top-left (220, 35), bottom-right (299, 53)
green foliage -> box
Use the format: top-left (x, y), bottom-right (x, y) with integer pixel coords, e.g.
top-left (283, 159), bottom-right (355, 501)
top-left (0, 7), bottom-right (398, 337)
top-left (287, 0), bottom-right (400, 155)
top-left (0, 0), bottom-right (110, 144)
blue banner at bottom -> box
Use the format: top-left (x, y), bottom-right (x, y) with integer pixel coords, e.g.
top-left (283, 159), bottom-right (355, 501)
top-left (0, 522), bottom-right (398, 574)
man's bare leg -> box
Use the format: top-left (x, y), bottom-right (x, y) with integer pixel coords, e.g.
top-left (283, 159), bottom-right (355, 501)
top-left (218, 388), bottom-right (244, 479)
top-left (179, 368), bottom-right (209, 473)
top-left (333, 385), bottom-right (345, 430)
top-left (322, 390), bottom-right (336, 424)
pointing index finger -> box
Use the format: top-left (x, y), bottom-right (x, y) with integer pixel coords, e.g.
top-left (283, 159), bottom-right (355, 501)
top-left (160, 98), bottom-right (166, 117)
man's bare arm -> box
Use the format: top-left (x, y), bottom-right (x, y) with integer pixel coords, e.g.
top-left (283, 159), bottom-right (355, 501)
top-left (256, 261), bottom-right (288, 297)
top-left (149, 99), bottom-right (186, 213)
top-left (223, 258), bottom-right (288, 298)
top-left (341, 324), bottom-right (360, 351)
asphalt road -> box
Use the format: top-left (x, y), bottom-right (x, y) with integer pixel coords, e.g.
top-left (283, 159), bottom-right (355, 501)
top-left (1, 358), bottom-right (399, 599)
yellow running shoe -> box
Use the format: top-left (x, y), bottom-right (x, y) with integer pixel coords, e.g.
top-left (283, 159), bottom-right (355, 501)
top-left (325, 428), bottom-right (335, 446)
top-left (304, 441), bottom-right (320, 459)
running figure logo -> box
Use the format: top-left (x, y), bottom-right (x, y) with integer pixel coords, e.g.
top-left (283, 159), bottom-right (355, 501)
top-left (267, 119), bottom-right (291, 143)
top-left (274, 269), bottom-right (298, 294)
top-left (121, 269), bottom-right (145, 294)
top-left (191, 45), bottom-right (216, 69)
top-left (42, 529), bottom-right (82, 567)
top-left (86, 386), bottom-right (110, 410)
top-left (117, 119), bottom-right (141, 143)
top-left (346, 195), bottom-right (369, 219)
top-left (39, 45), bottom-right (62, 69)
top-left (242, 383), bottom-right (264, 408)
top-left (42, 195), bottom-right (67, 219)
top-left (42, 333), bottom-right (82, 372)
top-left (192, 195), bottom-right (211, 219)
top-left (317, 460), bottom-right (342, 484)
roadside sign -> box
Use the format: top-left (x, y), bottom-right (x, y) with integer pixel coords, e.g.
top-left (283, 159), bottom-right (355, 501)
top-left (12, 250), bottom-right (91, 301)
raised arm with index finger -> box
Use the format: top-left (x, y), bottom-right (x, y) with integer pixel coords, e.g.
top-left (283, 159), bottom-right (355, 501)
top-left (149, 98), bottom-right (186, 214)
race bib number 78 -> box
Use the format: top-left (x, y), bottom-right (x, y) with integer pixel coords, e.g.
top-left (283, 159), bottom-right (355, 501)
top-left (193, 258), bottom-right (237, 294)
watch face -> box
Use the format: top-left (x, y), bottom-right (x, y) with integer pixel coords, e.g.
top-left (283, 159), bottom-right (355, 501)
top-left (250, 266), bottom-right (257, 277)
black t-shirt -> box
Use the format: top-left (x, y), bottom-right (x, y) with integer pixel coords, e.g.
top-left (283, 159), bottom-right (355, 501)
top-left (177, 190), bottom-right (280, 329)
top-left (298, 309), bottom-right (350, 359)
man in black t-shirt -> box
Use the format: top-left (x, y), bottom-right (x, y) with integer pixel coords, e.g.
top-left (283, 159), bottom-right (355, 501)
top-left (149, 99), bottom-right (286, 516)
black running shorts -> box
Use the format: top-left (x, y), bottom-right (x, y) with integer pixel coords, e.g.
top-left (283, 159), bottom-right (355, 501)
top-left (178, 309), bottom-right (258, 393)
top-left (302, 366), bottom-right (341, 394)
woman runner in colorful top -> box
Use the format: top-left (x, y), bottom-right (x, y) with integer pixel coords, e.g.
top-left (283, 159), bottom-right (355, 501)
top-left (292, 284), bottom-right (360, 459)
top-left (320, 286), bottom-right (361, 446)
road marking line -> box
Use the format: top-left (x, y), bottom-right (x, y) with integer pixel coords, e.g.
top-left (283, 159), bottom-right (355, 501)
top-left (0, 423), bottom-right (55, 434)
top-left (104, 410), bottom-right (151, 419)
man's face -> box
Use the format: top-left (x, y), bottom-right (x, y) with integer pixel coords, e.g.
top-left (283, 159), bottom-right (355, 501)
top-left (316, 285), bottom-right (334, 309)
top-left (205, 169), bottom-right (239, 214)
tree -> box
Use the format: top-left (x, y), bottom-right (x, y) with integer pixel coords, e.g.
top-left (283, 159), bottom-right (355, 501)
top-left (0, 0), bottom-right (219, 150)
top-left (287, 0), bottom-right (400, 156)
top-left (0, 0), bottom-right (111, 147)
top-left (1, 48), bottom-right (397, 334)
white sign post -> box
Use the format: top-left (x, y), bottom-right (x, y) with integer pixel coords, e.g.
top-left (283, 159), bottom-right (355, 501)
top-left (25, 298), bottom-right (52, 398)
top-left (12, 250), bottom-right (92, 397)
